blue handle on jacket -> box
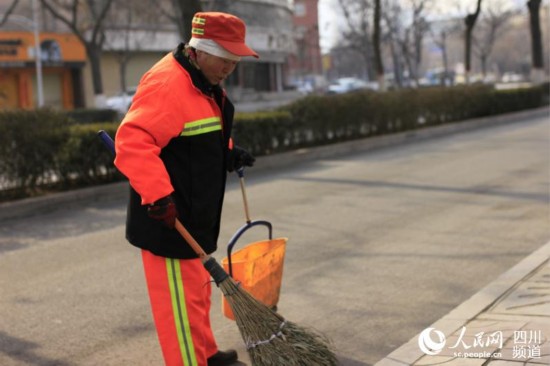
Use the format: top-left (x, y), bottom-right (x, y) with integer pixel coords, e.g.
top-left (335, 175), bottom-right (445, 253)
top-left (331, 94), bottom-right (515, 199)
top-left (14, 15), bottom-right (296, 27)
top-left (98, 130), bottom-right (116, 156)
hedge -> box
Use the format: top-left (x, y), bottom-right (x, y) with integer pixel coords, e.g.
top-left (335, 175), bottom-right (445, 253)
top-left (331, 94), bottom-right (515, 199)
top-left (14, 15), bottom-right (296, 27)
top-left (234, 83), bottom-right (548, 155)
top-left (65, 108), bottom-right (120, 124)
top-left (0, 111), bottom-right (121, 201)
top-left (57, 122), bottom-right (121, 186)
top-left (0, 109), bottom-right (70, 199)
top-left (0, 83), bottom-right (548, 202)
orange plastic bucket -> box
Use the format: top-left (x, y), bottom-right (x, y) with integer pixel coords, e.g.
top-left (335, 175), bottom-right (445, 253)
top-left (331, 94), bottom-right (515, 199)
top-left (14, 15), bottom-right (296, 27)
top-left (221, 237), bottom-right (288, 320)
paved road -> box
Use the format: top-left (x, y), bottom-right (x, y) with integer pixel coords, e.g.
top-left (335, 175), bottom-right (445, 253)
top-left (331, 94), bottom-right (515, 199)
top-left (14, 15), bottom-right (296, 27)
top-left (0, 112), bottom-right (548, 366)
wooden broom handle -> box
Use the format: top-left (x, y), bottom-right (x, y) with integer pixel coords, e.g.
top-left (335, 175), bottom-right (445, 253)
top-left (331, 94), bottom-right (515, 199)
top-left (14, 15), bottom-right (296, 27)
top-left (174, 218), bottom-right (208, 261)
top-left (239, 176), bottom-right (252, 223)
top-left (237, 168), bottom-right (252, 223)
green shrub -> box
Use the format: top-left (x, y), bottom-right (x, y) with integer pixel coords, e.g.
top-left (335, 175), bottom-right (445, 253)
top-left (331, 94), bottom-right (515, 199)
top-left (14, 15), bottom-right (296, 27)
top-left (0, 109), bottom-right (70, 198)
top-left (229, 84), bottom-right (547, 159)
top-left (233, 111), bottom-right (294, 155)
top-left (66, 108), bottom-right (120, 124)
top-left (57, 123), bottom-right (122, 186)
top-left (0, 84), bottom-right (547, 202)
top-left (0, 110), bottom-right (121, 201)
top-left (490, 86), bottom-right (547, 114)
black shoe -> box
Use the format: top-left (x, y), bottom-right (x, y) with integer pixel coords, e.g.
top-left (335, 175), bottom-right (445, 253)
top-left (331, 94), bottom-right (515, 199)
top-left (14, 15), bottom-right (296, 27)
top-left (207, 349), bottom-right (238, 366)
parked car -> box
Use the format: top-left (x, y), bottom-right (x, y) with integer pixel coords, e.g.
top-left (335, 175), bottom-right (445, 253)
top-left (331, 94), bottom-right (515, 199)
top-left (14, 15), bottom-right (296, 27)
top-left (326, 77), bottom-right (376, 94)
top-left (501, 72), bottom-right (524, 83)
top-left (106, 87), bottom-right (136, 114)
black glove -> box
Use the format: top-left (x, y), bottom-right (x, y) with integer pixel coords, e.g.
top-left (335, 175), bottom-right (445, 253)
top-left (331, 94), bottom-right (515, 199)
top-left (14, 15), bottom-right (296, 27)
top-left (228, 145), bottom-right (255, 172)
top-left (147, 195), bottom-right (178, 228)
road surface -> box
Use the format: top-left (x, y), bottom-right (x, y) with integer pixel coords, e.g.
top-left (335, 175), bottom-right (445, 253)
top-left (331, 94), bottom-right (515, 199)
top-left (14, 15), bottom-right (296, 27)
top-left (0, 112), bottom-right (548, 365)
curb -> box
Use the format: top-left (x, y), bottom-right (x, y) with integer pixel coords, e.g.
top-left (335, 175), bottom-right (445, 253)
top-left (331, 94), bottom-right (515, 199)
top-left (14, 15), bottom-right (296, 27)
top-left (374, 239), bottom-right (550, 365)
top-left (0, 181), bottom-right (129, 222)
top-left (0, 107), bottom-right (548, 223)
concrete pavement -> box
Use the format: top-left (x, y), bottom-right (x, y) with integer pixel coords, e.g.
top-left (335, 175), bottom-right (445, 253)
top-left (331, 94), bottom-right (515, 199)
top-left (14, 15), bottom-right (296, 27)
top-left (375, 240), bottom-right (550, 365)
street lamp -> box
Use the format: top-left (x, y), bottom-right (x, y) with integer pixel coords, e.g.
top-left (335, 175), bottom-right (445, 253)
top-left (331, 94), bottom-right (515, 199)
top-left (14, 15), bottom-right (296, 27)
top-left (0, 2), bottom-right (44, 108)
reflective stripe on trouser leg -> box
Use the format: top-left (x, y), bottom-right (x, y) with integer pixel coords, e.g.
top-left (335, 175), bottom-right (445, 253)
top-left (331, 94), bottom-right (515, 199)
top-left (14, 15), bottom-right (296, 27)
top-left (141, 250), bottom-right (218, 366)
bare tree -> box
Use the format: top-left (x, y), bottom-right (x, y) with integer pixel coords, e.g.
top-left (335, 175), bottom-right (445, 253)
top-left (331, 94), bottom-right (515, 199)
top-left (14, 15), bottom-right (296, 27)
top-left (399, 28), bottom-right (415, 84)
top-left (104, 0), bottom-right (165, 94)
top-left (204, 0), bottom-right (229, 12)
top-left (405, 0), bottom-right (430, 85)
top-left (337, 0), bottom-right (376, 81)
top-left (472, 4), bottom-right (514, 81)
top-left (383, 0), bottom-right (431, 87)
top-left (527, 0), bottom-right (545, 82)
top-left (0, 0), bottom-right (20, 26)
top-left (40, 0), bottom-right (115, 107)
top-left (382, 0), bottom-right (405, 88)
top-left (430, 18), bottom-right (461, 86)
top-left (106, 5), bottom-right (134, 95)
top-left (372, 0), bottom-right (385, 90)
top-left (159, 0), bottom-right (202, 42)
top-left (464, 0), bottom-right (482, 83)
top-left (412, 1), bottom-right (430, 77)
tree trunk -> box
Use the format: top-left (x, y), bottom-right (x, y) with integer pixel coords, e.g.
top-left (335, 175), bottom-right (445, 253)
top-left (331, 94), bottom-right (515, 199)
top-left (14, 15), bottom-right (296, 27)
top-left (464, 0), bottom-right (483, 83)
top-left (119, 57), bottom-right (128, 93)
top-left (389, 40), bottom-right (403, 88)
top-left (0, 0), bottom-right (20, 26)
top-left (173, 0), bottom-right (202, 42)
top-left (40, 0), bottom-right (114, 108)
top-left (372, 0), bottom-right (385, 91)
top-left (440, 32), bottom-right (449, 85)
top-left (527, 0), bottom-right (544, 82)
top-left (480, 54), bottom-right (487, 80)
top-left (87, 44), bottom-right (106, 107)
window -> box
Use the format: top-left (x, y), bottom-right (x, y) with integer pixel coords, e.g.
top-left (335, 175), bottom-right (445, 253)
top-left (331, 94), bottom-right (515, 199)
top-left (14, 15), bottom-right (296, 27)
top-left (294, 2), bottom-right (306, 17)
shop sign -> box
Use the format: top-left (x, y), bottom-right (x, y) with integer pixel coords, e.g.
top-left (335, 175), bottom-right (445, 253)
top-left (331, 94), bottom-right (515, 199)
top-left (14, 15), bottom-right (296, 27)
top-left (0, 32), bottom-right (85, 66)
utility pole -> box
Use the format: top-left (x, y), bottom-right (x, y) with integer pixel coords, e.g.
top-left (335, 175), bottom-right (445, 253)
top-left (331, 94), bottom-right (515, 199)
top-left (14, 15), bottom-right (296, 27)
top-left (32, 0), bottom-right (44, 107)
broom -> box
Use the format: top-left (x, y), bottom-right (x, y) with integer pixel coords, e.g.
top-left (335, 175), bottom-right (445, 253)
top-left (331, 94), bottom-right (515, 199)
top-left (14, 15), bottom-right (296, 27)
top-left (98, 130), bottom-right (338, 366)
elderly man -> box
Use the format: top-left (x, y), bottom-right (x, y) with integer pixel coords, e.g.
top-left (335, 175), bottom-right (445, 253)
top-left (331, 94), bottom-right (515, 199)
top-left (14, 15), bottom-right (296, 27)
top-left (114, 12), bottom-right (257, 366)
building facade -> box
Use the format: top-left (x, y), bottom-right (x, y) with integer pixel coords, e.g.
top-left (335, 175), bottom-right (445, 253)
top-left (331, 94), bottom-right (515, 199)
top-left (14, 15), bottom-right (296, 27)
top-left (286, 0), bottom-right (324, 91)
top-left (100, 0), bottom-right (296, 107)
top-left (0, 14), bottom-right (86, 109)
top-left (1, 0), bottom-right (296, 109)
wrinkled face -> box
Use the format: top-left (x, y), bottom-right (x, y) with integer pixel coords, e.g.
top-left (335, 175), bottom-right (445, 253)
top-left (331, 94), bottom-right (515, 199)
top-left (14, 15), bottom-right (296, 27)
top-left (196, 50), bottom-right (238, 85)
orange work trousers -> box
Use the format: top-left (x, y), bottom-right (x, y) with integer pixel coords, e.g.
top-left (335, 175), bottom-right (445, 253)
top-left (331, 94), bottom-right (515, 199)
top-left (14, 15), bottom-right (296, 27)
top-left (142, 250), bottom-right (218, 366)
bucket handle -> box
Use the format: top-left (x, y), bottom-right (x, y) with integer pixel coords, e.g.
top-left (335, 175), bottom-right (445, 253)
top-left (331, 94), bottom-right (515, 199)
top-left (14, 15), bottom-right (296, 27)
top-left (226, 220), bottom-right (273, 277)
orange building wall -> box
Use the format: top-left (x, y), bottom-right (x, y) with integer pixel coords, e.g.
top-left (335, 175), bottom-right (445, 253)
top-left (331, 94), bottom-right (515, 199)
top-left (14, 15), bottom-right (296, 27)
top-left (0, 31), bottom-right (85, 109)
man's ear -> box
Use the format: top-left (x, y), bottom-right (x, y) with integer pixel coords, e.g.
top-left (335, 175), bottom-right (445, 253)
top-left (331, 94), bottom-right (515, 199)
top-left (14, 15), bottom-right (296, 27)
top-left (195, 49), bottom-right (207, 63)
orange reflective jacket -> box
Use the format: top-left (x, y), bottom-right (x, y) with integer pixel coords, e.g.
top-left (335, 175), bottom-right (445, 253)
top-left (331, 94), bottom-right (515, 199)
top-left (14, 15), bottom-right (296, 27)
top-left (114, 45), bottom-right (234, 259)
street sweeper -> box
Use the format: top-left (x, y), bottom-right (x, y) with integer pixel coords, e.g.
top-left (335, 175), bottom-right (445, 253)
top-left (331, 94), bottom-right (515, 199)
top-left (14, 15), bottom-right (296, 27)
top-left (114, 12), bottom-right (257, 366)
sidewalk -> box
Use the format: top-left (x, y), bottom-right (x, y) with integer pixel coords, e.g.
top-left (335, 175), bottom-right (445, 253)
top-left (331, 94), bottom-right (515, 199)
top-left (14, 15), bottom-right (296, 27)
top-left (375, 240), bottom-right (550, 366)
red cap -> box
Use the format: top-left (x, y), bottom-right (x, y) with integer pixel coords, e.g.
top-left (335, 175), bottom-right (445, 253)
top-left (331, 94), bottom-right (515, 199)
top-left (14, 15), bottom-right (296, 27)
top-left (191, 12), bottom-right (259, 59)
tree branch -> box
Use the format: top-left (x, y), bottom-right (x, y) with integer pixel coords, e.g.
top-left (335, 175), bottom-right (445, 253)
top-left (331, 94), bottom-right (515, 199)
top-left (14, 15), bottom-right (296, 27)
top-left (0, 0), bottom-right (20, 27)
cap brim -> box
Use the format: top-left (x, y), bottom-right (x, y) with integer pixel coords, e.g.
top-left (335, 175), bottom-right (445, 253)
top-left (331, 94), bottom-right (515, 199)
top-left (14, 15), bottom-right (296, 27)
top-left (215, 39), bottom-right (259, 58)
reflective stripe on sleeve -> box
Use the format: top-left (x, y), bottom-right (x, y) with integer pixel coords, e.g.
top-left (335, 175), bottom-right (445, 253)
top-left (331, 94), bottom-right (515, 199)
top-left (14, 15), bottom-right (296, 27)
top-left (180, 117), bottom-right (222, 137)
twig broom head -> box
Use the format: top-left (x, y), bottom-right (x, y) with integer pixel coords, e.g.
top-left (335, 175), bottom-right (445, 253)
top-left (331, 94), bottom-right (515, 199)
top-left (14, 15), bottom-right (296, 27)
top-left (204, 257), bottom-right (338, 366)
